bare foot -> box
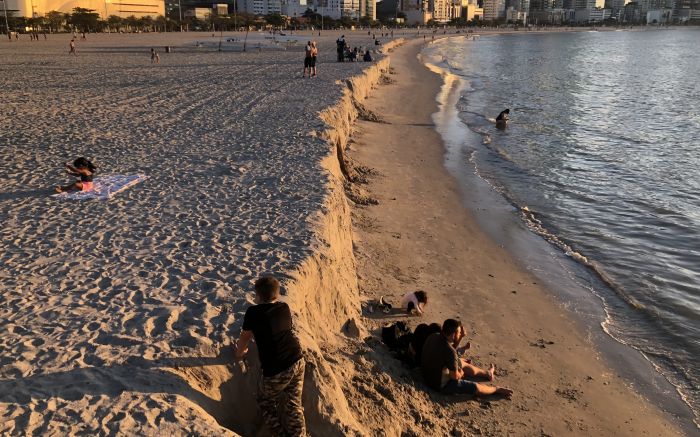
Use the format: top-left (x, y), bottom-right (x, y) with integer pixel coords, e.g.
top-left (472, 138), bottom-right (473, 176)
top-left (54, 186), bottom-right (63, 193)
top-left (495, 387), bottom-right (513, 399)
top-left (488, 364), bottom-right (496, 381)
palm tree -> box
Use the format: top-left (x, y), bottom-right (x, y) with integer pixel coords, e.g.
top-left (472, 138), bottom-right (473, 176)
top-left (45, 10), bottom-right (65, 32)
top-left (107, 15), bottom-right (122, 32)
top-left (154, 14), bottom-right (167, 32)
top-left (125, 15), bottom-right (138, 31)
top-left (140, 15), bottom-right (154, 31)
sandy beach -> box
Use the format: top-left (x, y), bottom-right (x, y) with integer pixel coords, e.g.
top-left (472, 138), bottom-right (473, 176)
top-left (0, 30), bottom-right (390, 435)
top-left (0, 29), bottom-right (691, 436)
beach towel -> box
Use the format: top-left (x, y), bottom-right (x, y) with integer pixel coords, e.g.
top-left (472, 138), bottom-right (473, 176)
top-left (52, 174), bottom-right (147, 200)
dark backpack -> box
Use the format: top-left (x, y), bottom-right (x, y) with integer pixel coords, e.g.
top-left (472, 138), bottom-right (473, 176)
top-left (381, 321), bottom-right (412, 350)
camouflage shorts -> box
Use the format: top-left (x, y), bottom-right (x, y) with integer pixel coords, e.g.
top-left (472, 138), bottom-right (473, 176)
top-left (258, 358), bottom-right (306, 437)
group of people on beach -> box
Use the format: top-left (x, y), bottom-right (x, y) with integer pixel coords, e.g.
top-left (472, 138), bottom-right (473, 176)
top-left (302, 41), bottom-right (318, 78)
top-left (231, 277), bottom-right (512, 437)
top-left (335, 36), bottom-right (374, 63)
top-left (397, 291), bottom-right (513, 397)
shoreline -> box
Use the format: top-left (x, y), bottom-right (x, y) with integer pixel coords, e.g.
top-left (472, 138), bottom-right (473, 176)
top-left (420, 34), bottom-right (698, 432)
top-left (420, 35), bottom-right (698, 432)
top-left (345, 38), bottom-right (688, 435)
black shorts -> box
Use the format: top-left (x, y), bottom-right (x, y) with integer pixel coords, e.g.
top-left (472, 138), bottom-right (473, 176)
top-left (310, 56), bottom-right (317, 67)
top-left (304, 56), bottom-right (312, 68)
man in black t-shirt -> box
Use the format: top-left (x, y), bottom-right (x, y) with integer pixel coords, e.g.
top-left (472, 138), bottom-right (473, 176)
top-left (421, 319), bottom-right (513, 398)
top-left (235, 276), bottom-right (306, 436)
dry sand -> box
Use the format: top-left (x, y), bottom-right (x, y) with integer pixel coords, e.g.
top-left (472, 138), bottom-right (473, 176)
top-left (0, 31), bottom-right (394, 435)
top-left (0, 29), bottom-right (689, 436)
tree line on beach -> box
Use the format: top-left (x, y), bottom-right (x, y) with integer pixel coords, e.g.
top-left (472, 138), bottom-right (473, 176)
top-left (3, 7), bottom-right (399, 34)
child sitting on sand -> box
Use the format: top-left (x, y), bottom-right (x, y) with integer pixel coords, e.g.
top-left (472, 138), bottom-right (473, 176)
top-left (401, 290), bottom-right (428, 316)
top-left (55, 157), bottom-right (96, 193)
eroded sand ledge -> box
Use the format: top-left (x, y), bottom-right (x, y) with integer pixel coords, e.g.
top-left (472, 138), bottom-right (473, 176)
top-left (166, 39), bottom-right (404, 436)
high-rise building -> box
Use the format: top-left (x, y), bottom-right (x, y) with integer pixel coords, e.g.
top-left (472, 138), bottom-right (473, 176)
top-left (573, 0), bottom-right (595, 9)
top-left (621, 0), bottom-right (641, 21)
top-left (673, 0), bottom-right (700, 20)
top-left (281, 0), bottom-right (309, 17)
top-left (428, 0), bottom-right (450, 21)
top-left (603, 0), bottom-right (624, 17)
top-left (483, 0), bottom-right (505, 19)
top-left (359, 0), bottom-right (376, 19)
top-left (244, 0), bottom-right (281, 14)
top-left (6, 0), bottom-right (164, 17)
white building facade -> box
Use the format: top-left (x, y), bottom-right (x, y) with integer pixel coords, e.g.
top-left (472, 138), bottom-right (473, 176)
top-left (245, 0), bottom-right (282, 15)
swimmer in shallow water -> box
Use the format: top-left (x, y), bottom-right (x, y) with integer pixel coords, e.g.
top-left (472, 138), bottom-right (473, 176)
top-left (495, 108), bottom-right (509, 129)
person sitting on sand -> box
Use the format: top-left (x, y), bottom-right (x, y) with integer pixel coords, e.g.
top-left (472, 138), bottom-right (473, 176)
top-left (449, 320), bottom-right (495, 380)
top-left (55, 157), bottom-right (96, 193)
top-left (401, 290), bottom-right (428, 316)
top-left (235, 276), bottom-right (306, 437)
top-left (363, 50), bottom-right (373, 62)
top-left (410, 322), bottom-right (441, 364)
top-left (421, 319), bottom-right (513, 398)
top-left (496, 108), bottom-right (510, 123)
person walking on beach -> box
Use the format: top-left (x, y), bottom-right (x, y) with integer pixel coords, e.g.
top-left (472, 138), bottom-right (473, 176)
top-left (150, 48), bottom-right (160, 64)
top-left (69, 39), bottom-right (76, 55)
top-left (421, 319), bottom-right (513, 398)
top-left (235, 276), bottom-right (306, 436)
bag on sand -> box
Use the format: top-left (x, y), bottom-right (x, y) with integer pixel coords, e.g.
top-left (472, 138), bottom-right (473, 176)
top-left (381, 321), bottom-right (412, 350)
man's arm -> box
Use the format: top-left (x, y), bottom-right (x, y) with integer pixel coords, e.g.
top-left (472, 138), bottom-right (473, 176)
top-left (235, 330), bottom-right (253, 360)
top-left (452, 325), bottom-right (466, 349)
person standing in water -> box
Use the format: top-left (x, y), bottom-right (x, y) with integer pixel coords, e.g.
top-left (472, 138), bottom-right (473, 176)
top-left (496, 108), bottom-right (510, 123)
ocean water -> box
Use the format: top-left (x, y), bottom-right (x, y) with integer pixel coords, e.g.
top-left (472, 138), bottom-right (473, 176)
top-left (422, 29), bottom-right (700, 427)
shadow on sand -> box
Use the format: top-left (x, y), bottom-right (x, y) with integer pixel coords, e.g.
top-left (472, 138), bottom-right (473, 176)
top-left (0, 188), bottom-right (53, 202)
top-left (0, 348), bottom-right (258, 434)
